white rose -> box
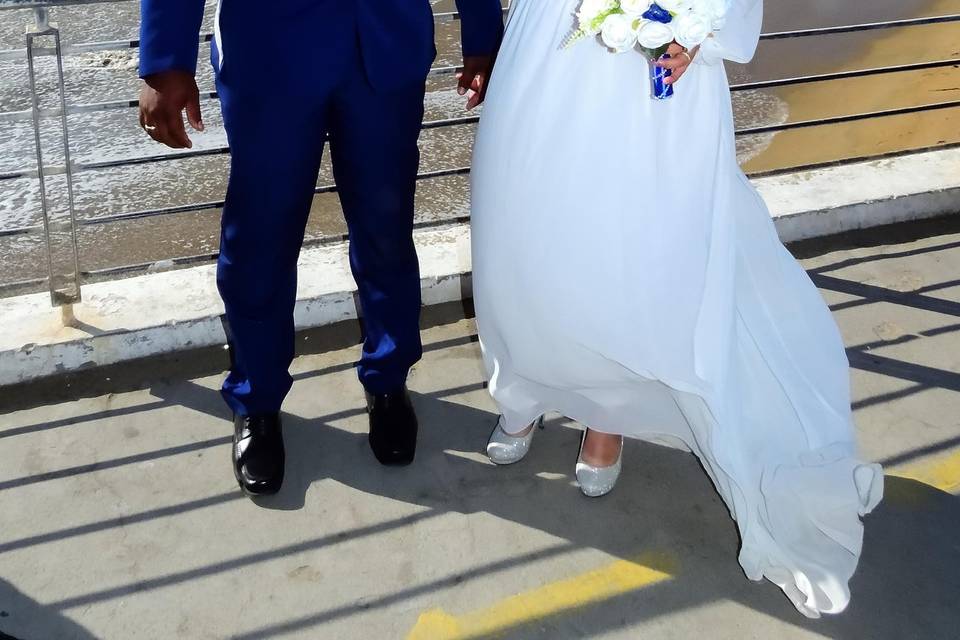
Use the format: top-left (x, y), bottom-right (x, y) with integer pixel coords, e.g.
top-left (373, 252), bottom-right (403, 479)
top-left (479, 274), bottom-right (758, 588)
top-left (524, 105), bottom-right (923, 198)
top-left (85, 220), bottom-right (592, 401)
top-left (619, 0), bottom-right (651, 18)
top-left (578, 0), bottom-right (614, 16)
top-left (577, 0), bottom-right (616, 33)
top-left (654, 0), bottom-right (689, 13)
top-left (671, 11), bottom-right (712, 48)
top-left (600, 13), bottom-right (638, 53)
top-left (699, 0), bottom-right (730, 29)
top-left (636, 19), bottom-right (674, 49)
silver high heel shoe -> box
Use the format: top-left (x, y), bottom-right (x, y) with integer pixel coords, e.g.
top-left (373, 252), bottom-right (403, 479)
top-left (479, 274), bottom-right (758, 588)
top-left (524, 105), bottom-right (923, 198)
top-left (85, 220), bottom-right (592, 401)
top-left (575, 430), bottom-right (623, 498)
top-left (486, 416), bottom-right (544, 465)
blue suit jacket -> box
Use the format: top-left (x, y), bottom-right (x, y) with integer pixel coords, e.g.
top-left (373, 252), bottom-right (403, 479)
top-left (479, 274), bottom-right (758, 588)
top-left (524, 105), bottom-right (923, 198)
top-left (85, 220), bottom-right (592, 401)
top-left (140, 0), bottom-right (503, 92)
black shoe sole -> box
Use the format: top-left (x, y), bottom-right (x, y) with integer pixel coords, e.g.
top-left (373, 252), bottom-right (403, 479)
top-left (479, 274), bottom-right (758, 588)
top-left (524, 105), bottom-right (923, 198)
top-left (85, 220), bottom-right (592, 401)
top-left (368, 432), bottom-right (416, 467)
top-left (238, 481), bottom-right (282, 497)
top-left (372, 450), bottom-right (416, 467)
top-left (233, 465), bottom-right (283, 496)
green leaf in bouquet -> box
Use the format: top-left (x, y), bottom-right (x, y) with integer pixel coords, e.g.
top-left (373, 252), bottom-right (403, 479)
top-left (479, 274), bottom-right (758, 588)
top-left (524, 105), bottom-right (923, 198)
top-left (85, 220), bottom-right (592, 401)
top-left (639, 43), bottom-right (670, 60)
top-left (563, 6), bottom-right (625, 49)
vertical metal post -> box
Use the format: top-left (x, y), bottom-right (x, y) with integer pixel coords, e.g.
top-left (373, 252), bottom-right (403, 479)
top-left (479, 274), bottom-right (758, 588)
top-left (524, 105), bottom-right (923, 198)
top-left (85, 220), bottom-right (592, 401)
top-left (26, 7), bottom-right (82, 309)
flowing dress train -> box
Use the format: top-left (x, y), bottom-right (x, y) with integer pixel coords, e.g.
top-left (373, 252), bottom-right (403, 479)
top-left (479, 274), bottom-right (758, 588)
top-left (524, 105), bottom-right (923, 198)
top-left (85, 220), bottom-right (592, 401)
top-left (470, 0), bottom-right (883, 617)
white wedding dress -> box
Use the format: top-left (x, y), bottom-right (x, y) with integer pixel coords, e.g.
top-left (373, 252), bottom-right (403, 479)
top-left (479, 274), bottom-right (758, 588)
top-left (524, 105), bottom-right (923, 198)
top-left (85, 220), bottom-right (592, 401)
top-left (470, 0), bottom-right (883, 618)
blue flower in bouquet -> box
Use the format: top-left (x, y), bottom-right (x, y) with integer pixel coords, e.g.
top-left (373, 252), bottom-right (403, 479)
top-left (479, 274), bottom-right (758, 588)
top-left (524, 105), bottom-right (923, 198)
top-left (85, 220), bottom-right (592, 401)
top-left (641, 3), bottom-right (673, 24)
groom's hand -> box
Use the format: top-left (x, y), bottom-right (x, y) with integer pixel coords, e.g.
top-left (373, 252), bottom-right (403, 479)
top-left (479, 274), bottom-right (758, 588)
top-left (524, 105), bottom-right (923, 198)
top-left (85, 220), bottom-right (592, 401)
top-left (458, 55), bottom-right (495, 110)
top-left (139, 70), bottom-right (204, 149)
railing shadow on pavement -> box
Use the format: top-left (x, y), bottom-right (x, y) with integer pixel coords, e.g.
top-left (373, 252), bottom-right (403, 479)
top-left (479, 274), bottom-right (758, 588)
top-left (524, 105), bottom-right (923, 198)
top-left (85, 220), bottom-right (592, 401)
top-left (0, 577), bottom-right (96, 640)
top-left (2, 366), bottom-right (959, 639)
top-left (793, 216), bottom-right (960, 274)
top-left (216, 394), bottom-right (960, 640)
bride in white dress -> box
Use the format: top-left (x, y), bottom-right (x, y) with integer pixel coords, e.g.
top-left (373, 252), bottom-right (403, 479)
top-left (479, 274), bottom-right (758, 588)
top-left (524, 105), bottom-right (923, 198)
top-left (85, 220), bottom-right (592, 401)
top-left (470, 0), bottom-right (884, 618)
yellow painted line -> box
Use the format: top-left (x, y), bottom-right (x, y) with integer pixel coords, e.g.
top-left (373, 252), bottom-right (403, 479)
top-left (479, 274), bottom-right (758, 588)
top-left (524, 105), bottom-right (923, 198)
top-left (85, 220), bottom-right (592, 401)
top-left (888, 449), bottom-right (960, 493)
top-left (406, 552), bottom-right (677, 640)
top-left (405, 448), bottom-right (959, 640)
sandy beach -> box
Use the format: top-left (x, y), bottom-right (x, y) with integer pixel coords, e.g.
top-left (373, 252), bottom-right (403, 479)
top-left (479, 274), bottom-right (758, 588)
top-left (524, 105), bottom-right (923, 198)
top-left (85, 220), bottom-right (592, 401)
top-left (741, 0), bottom-right (960, 173)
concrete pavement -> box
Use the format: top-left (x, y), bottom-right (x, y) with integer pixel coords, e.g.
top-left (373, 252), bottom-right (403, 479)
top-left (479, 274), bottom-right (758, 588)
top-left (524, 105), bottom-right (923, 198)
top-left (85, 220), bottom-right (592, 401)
top-left (1, 219), bottom-right (959, 639)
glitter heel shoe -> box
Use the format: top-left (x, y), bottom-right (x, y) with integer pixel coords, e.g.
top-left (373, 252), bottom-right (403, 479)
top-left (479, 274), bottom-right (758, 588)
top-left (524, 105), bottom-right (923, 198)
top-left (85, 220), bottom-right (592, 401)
top-left (575, 431), bottom-right (623, 498)
top-left (486, 415), bottom-right (544, 465)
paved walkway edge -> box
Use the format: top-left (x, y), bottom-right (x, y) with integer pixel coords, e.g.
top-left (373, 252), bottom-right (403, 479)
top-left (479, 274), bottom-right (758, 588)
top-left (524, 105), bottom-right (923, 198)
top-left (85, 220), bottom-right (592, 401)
top-left (2, 148), bottom-right (959, 386)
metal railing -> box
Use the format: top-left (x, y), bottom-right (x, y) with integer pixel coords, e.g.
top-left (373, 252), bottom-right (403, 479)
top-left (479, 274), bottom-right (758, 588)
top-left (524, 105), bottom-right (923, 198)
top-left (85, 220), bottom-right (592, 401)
top-left (0, 0), bottom-right (959, 309)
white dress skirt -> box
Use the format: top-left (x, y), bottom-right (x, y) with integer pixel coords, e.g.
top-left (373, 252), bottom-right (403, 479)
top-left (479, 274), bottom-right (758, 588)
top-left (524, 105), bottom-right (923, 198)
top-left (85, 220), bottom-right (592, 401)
top-left (470, 0), bottom-right (884, 618)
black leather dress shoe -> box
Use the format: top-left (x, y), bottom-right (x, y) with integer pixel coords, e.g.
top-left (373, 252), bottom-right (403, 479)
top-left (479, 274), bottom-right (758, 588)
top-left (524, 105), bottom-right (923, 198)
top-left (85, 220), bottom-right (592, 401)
top-left (232, 413), bottom-right (285, 495)
top-left (367, 387), bottom-right (418, 466)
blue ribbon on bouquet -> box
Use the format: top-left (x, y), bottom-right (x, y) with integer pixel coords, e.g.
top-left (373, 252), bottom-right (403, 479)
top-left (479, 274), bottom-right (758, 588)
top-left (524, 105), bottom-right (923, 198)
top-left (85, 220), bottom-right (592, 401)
top-left (651, 56), bottom-right (674, 100)
top-left (643, 3), bottom-right (675, 100)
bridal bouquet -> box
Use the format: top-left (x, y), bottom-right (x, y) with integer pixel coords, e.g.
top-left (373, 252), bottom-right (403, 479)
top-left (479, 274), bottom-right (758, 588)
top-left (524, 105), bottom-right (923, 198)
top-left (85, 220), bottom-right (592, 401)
top-left (567, 0), bottom-right (730, 99)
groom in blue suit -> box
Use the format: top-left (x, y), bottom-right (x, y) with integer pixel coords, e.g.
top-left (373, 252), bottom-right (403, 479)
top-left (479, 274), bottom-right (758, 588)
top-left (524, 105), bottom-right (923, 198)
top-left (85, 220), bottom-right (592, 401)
top-left (139, 1), bottom-right (502, 495)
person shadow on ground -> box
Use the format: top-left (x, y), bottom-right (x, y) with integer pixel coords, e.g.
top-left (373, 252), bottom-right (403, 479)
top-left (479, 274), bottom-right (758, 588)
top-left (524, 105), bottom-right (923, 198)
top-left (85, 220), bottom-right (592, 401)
top-left (0, 578), bottom-right (97, 640)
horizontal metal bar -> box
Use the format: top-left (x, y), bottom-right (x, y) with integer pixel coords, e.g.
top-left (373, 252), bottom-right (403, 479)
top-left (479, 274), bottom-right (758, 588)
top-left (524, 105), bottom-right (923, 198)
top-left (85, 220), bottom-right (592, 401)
top-left (7, 54), bottom-right (955, 176)
top-left (736, 99), bottom-right (960, 136)
top-left (0, 276), bottom-right (47, 296)
top-left (68, 139), bottom-right (960, 284)
top-left (0, 4), bottom-right (504, 64)
top-left (0, 64), bottom-right (457, 123)
top-left (80, 253), bottom-right (217, 279)
top-left (428, 64), bottom-right (462, 78)
top-left (432, 11), bottom-right (466, 23)
top-left (0, 40), bottom-right (150, 62)
top-left (730, 58), bottom-right (960, 92)
top-left (0, 106), bottom-right (58, 123)
top-left (2, 137), bottom-right (955, 296)
top-left (0, 168), bottom-right (35, 181)
top-left (0, 11), bottom-right (480, 63)
top-left (745, 141), bottom-right (960, 179)
top-left (67, 116), bottom-right (478, 177)
top-left (421, 114), bottom-right (480, 130)
top-left (77, 165), bottom-right (473, 227)
top-left (12, 92), bottom-right (958, 230)
top-left (760, 14), bottom-right (960, 40)
top-left (0, 164), bottom-right (72, 180)
top-left (405, 166), bottom-right (472, 182)
top-left (0, 0), bottom-right (491, 19)
top-left (77, 215), bottom-right (475, 282)
top-left (3, 53), bottom-right (956, 125)
top-left (78, 146), bottom-right (230, 173)
top-left (0, 0), bottom-right (474, 11)
top-left (0, 93), bottom-right (220, 123)
top-left (4, 79), bottom-right (956, 183)
top-left (0, 0), bottom-right (129, 9)
top-left (0, 63), bottom-right (457, 121)
top-left (0, 6), bottom-right (952, 63)
top-left (2, 146), bottom-right (232, 182)
top-left (0, 223), bottom-right (43, 238)
top-left (73, 92), bottom-right (960, 225)
top-left (0, 10), bottom-right (953, 63)
top-left (79, 199), bottom-right (224, 226)
top-left (0, 7), bottom-right (494, 62)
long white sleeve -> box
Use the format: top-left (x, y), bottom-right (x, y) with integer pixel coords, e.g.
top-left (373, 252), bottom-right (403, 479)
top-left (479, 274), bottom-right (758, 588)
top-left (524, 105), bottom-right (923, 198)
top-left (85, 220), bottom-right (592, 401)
top-left (698, 0), bottom-right (763, 65)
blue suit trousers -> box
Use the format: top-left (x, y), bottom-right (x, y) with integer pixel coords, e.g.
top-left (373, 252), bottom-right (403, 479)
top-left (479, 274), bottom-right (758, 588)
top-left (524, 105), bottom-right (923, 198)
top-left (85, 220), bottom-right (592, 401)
top-left (216, 42), bottom-right (424, 416)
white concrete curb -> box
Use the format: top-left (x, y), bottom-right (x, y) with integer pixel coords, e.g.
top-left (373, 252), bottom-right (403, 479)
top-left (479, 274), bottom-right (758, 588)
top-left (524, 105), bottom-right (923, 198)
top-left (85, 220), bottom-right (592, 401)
top-left (1, 148), bottom-right (958, 386)
top-left (760, 148), bottom-right (960, 243)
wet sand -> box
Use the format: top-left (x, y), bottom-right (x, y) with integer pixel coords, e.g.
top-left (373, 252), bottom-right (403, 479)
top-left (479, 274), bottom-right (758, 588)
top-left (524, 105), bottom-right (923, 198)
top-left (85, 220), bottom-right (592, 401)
top-left (741, 0), bottom-right (960, 174)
